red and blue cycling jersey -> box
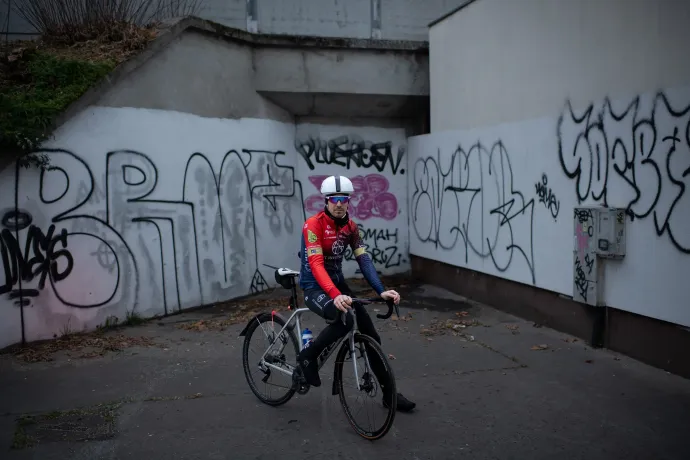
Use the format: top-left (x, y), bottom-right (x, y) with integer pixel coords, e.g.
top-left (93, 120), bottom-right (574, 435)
top-left (299, 210), bottom-right (385, 299)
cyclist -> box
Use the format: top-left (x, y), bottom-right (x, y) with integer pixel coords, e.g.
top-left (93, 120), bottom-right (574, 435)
top-left (295, 175), bottom-right (416, 413)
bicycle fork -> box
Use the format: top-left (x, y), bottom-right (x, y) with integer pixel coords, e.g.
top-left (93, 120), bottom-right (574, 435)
top-left (347, 311), bottom-right (374, 392)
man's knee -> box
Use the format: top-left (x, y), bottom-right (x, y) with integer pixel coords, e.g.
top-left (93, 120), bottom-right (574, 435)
top-left (326, 308), bottom-right (355, 331)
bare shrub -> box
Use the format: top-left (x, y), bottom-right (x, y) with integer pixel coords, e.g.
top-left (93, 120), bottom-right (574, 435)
top-left (11, 0), bottom-right (205, 39)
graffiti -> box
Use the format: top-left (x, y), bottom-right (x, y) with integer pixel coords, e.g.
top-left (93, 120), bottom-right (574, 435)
top-left (535, 174), bottom-right (560, 219)
top-left (573, 208), bottom-right (596, 304)
top-left (295, 134), bottom-right (406, 175)
top-left (183, 149), bottom-right (304, 302)
top-left (344, 224), bottom-right (402, 269)
top-left (303, 173), bottom-right (398, 221)
top-left (558, 91), bottom-right (690, 253)
top-left (0, 210), bottom-right (74, 306)
top-left (411, 140), bottom-right (536, 284)
top-left (3, 148), bottom-right (305, 323)
top-left (573, 256), bottom-right (590, 302)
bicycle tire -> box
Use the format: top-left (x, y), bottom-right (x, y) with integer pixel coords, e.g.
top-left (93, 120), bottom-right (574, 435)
top-left (242, 312), bottom-right (300, 406)
top-left (333, 333), bottom-right (397, 441)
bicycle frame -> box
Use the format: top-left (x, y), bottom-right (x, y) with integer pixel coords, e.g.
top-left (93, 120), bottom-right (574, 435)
top-left (256, 304), bottom-right (369, 391)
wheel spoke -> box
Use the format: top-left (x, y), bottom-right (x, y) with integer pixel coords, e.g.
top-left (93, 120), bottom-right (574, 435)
top-left (242, 313), bottom-right (299, 406)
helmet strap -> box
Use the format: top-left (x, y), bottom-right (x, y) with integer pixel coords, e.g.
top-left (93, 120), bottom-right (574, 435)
top-left (323, 205), bottom-right (349, 227)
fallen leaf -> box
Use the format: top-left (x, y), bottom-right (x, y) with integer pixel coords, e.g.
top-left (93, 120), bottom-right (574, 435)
top-left (8, 332), bottom-right (160, 363)
top-left (530, 344), bottom-right (549, 351)
top-left (455, 311), bottom-right (469, 317)
top-left (585, 359), bottom-right (593, 364)
top-left (388, 354), bottom-right (396, 360)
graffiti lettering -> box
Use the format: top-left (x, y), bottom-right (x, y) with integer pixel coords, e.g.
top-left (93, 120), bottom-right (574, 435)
top-left (0, 211), bottom-right (74, 305)
top-left (558, 92), bottom-right (690, 253)
top-left (295, 134), bottom-right (405, 175)
top-left (303, 173), bottom-right (398, 221)
top-left (535, 174), bottom-right (560, 219)
top-left (573, 207), bottom-right (596, 305)
top-left (574, 257), bottom-right (589, 303)
top-left (342, 223), bottom-right (402, 269)
top-left (574, 208), bottom-right (593, 224)
top-left (411, 140), bottom-right (536, 284)
top-left (345, 245), bottom-right (401, 269)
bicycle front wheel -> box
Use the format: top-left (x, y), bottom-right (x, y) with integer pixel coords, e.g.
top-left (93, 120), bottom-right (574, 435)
top-left (333, 333), bottom-right (397, 441)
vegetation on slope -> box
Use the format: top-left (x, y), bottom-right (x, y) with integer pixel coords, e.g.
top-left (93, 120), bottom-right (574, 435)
top-left (0, 0), bottom-right (203, 167)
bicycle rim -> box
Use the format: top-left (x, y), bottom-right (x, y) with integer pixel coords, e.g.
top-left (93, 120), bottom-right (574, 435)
top-left (334, 333), bottom-right (397, 440)
top-left (242, 312), bottom-right (299, 406)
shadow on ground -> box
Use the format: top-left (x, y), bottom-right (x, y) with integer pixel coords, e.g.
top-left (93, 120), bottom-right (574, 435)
top-left (1, 277), bottom-right (689, 459)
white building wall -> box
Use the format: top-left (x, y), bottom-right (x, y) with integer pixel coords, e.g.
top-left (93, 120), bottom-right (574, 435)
top-left (430, 0), bottom-right (690, 132)
top-left (0, 107), bottom-right (409, 348)
top-left (411, 0), bottom-right (690, 327)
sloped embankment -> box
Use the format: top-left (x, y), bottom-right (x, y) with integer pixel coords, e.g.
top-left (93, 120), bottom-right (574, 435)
top-left (0, 23), bottom-right (160, 160)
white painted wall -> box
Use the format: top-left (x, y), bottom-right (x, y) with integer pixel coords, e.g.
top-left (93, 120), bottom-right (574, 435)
top-left (430, 0), bottom-right (690, 132)
top-left (0, 107), bottom-right (409, 348)
top-left (413, 0), bottom-right (690, 329)
top-left (409, 84), bottom-right (690, 329)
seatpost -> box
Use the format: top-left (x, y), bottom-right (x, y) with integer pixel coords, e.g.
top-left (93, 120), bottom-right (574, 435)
top-left (289, 277), bottom-right (299, 309)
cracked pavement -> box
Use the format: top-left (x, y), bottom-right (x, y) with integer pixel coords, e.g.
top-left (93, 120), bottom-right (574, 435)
top-left (1, 282), bottom-right (689, 459)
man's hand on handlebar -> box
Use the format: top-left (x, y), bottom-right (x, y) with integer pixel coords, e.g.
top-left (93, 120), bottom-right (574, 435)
top-left (380, 290), bottom-right (401, 305)
top-left (334, 294), bottom-right (353, 312)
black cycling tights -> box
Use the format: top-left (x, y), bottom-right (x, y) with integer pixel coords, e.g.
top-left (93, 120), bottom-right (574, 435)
top-left (301, 281), bottom-right (392, 393)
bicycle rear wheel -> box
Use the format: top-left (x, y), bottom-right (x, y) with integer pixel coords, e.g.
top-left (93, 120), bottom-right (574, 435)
top-left (242, 312), bottom-right (300, 406)
top-left (333, 333), bottom-right (397, 441)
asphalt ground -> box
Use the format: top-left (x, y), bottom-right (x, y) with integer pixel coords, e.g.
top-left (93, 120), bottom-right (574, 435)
top-left (1, 280), bottom-right (688, 459)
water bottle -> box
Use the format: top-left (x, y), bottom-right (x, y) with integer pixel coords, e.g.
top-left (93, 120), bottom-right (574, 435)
top-left (301, 328), bottom-right (313, 348)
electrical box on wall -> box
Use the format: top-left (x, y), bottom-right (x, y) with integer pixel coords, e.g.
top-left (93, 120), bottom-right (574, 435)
top-left (572, 206), bottom-right (627, 307)
top-left (573, 207), bottom-right (600, 306)
top-left (595, 208), bottom-right (626, 259)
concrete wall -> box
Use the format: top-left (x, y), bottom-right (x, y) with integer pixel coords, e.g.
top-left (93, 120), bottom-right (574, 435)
top-left (0, 106), bottom-right (410, 348)
top-left (1, 0), bottom-right (467, 41)
top-left (411, 0), bottom-right (690, 328)
top-left (430, 0), bottom-right (690, 132)
top-left (97, 31), bottom-right (293, 122)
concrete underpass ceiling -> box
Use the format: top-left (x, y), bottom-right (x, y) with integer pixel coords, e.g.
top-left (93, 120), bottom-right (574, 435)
top-left (258, 91), bottom-right (429, 118)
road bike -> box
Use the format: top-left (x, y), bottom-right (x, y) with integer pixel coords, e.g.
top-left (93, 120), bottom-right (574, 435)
top-left (239, 267), bottom-right (401, 441)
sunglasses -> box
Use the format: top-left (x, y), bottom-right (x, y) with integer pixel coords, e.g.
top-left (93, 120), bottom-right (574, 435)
top-left (327, 195), bottom-right (350, 205)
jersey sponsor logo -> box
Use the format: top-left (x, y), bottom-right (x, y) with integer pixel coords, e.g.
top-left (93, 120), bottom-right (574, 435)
top-left (307, 247), bottom-right (322, 256)
top-left (332, 239), bottom-right (345, 255)
top-left (307, 230), bottom-right (318, 243)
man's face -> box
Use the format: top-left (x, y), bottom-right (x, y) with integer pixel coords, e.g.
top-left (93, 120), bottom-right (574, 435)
top-left (326, 195), bottom-right (350, 218)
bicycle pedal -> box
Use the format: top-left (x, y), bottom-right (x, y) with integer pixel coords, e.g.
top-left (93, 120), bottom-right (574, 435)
top-left (291, 368), bottom-right (310, 395)
top-left (296, 383), bottom-right (310, 395)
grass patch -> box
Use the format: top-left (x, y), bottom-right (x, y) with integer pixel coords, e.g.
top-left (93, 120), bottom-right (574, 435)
top-left (0, 21), bottom-right (160, 160)
top-left (0, 50), bottom-right (115, 154)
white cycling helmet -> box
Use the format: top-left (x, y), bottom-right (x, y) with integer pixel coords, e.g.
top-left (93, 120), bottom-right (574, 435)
top-left (320, 175), bottom-right (354, 196)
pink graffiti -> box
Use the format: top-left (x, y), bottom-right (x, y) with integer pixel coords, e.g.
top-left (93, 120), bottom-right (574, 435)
top-left (304, 174), bottom-right (398, 221)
